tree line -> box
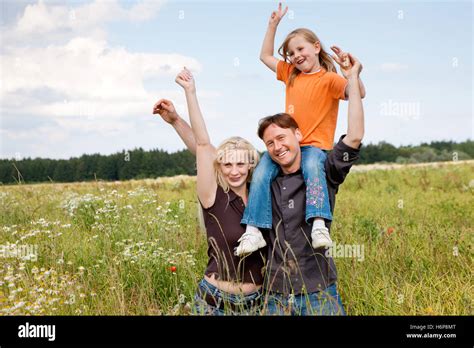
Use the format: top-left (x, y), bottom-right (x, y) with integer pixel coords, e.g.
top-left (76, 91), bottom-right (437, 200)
top-left (0, 140), bottom-right (472, 184)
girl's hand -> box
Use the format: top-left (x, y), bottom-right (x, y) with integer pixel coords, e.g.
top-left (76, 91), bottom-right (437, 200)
top-left (175, 67), bottom-right (196, 93)
top-left (153, 99), bottom-right (178, 124)
top-left (340, 53), bottom-right (362, 79)
top-left (331, 46), bottom-right (351, 69)
top-left (331, 46), bottom-right (362, 78)
top-left (269, 2), bottom-right (288, 27)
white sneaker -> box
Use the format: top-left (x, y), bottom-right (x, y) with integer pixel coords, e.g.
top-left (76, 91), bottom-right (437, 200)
top-left (234, 229), bottom-right (267, 256)
top-left (311, 226), bottom-right (333, 249)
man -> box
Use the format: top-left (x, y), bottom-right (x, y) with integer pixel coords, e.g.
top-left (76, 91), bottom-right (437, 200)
top-left (255, 54), bottom-right (364, 315)
top-left (155, 52), bottom-right (363, 316)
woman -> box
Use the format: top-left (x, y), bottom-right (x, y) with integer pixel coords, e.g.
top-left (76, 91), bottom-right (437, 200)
top-left (153, 68), bottom-right (265, 315)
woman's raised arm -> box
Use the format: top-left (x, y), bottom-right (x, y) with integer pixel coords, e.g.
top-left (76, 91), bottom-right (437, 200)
top-left (153, 99), bottom-right (197, 155)
top-left (175, 68), bottom-right (218, 208)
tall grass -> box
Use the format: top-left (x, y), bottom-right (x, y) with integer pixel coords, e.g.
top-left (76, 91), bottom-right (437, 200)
top-left (0, 164), bottom-right (472, 315)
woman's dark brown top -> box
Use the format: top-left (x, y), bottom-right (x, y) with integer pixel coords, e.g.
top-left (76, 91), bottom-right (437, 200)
top-left (201, 185), bottom-right (265, 285)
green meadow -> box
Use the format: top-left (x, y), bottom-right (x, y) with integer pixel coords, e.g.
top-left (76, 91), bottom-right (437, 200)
top-left (0, 162), bottom-right (472, 315)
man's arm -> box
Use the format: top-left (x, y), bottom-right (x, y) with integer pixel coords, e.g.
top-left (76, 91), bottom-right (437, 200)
top-left (324, 53), bottom-right (364, 187)
top-left (331, 46), bottom-right (366, 99)
top-left (341, 54), bottom-right (364, 149)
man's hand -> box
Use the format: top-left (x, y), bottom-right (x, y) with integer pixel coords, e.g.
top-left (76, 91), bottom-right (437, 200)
top-left (343, 53), bottom-right (363, 79)
top-left (269, 2), bottom-right (288, 27)
top-left (175, 67), bottom-right (196, 93)
top-left (153, 99), bottom-right (178, 124)
top-left (331, 46), bottom-right (351, 69)
top-left (331, 46), bottom-right (363, 79)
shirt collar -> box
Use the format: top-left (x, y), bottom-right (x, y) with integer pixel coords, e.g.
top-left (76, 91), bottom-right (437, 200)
top-left (276, 168), bottom-right (302, 178)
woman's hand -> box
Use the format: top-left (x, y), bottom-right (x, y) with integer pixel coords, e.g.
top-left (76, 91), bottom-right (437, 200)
top-left (269, 2), bottom-right (288, 27)
top-left (175, 67), bottom-right (196, 93)
top-left (153, 99), bottom-right (178, 124)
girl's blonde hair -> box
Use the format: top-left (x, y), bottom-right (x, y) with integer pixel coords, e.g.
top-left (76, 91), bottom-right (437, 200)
top-left (278, 28), bottom-right (336, 87)
top-left (214, 136), bottom-right (259, 193)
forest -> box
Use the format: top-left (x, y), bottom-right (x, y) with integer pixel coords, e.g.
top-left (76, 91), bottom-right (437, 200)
top-left (1, 140), bottom-right (472, 184)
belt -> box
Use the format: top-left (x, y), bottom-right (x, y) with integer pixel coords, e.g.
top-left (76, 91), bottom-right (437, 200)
top-left (200, 290), bottom-right (261, 312)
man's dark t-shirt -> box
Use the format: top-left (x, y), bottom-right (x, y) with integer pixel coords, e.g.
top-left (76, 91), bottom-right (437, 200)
top-left (263, 135), bottom-right (360, 295)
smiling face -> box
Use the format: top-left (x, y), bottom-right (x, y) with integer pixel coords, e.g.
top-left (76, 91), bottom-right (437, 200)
top-left (217, 149), bottom-right (252, 190)
top-left (262, 124), bottom-right (302, 174)
top-left (286, 34), bottom-right (321, 73)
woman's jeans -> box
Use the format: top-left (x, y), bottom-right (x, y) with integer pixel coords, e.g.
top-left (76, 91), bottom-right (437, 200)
top-left (193, 278), bottom-right (262, 316)
top-left (264, 283), bottom-right (346, 316)
top-left (241, 146), bottom-right (332, 228)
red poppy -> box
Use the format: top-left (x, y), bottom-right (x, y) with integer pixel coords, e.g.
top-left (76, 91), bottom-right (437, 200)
top-left (170, 266), bottom-right (177, 272)
top-left (387, 227), bottom-right (395, 235)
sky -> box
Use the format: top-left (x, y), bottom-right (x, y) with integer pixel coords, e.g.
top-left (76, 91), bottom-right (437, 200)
top-left (0, 0), bottom-right (472, 160)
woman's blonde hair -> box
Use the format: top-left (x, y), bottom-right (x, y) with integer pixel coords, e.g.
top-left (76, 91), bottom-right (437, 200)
top-left (214, 136), bottom-right (259, 193)
top-left (278, 28), bottom-right (336, 87)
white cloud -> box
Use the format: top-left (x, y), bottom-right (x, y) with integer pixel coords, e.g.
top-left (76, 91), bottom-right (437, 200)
top-left (2, 37), bottom-right (202, 105)
top-left (3, 0), bottom-right (166, 44)
top-left (0, 0), bottom-right (222, 159)
top-left (378, 62), bottom-right (408, 72)
top-left (0, 34), bottom-right (204, 148)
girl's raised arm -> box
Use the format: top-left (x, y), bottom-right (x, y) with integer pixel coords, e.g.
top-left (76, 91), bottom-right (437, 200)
top-left (153, 99), bottom-right (197, 155)
top-left (260, 3), bottom-right (288, 72)
top-left (175, 68), bottom-right (218, 208)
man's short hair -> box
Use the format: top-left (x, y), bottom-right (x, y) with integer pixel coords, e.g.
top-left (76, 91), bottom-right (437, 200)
top-left (257, 113), bottom-right (300, 140)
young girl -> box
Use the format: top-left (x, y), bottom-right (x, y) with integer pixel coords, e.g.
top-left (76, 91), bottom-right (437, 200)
top-left (236, 3), bottom-right (365, 255)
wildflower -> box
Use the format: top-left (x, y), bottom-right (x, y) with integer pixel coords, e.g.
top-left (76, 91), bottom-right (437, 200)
top-left (387, 227), bottom-right (395, 235)
top-left (170, 266), bottom-right (177, 273)
top-left (14, 301), bottom-right (25, 309)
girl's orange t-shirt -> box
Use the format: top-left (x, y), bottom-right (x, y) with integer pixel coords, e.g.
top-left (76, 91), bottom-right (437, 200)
top-left (277, 60), bottom-right (347, 150)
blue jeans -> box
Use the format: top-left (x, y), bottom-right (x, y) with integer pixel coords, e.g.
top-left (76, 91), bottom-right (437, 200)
top-left (193, 278), bottom-right (262, 316)
top-left (264, 283), bottom-right (346, 316)
top-left (241, 146), bottom-right (332, 228)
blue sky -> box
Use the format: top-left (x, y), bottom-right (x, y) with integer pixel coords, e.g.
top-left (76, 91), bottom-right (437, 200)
top-left (0, 0), bottom-right (472, 159)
